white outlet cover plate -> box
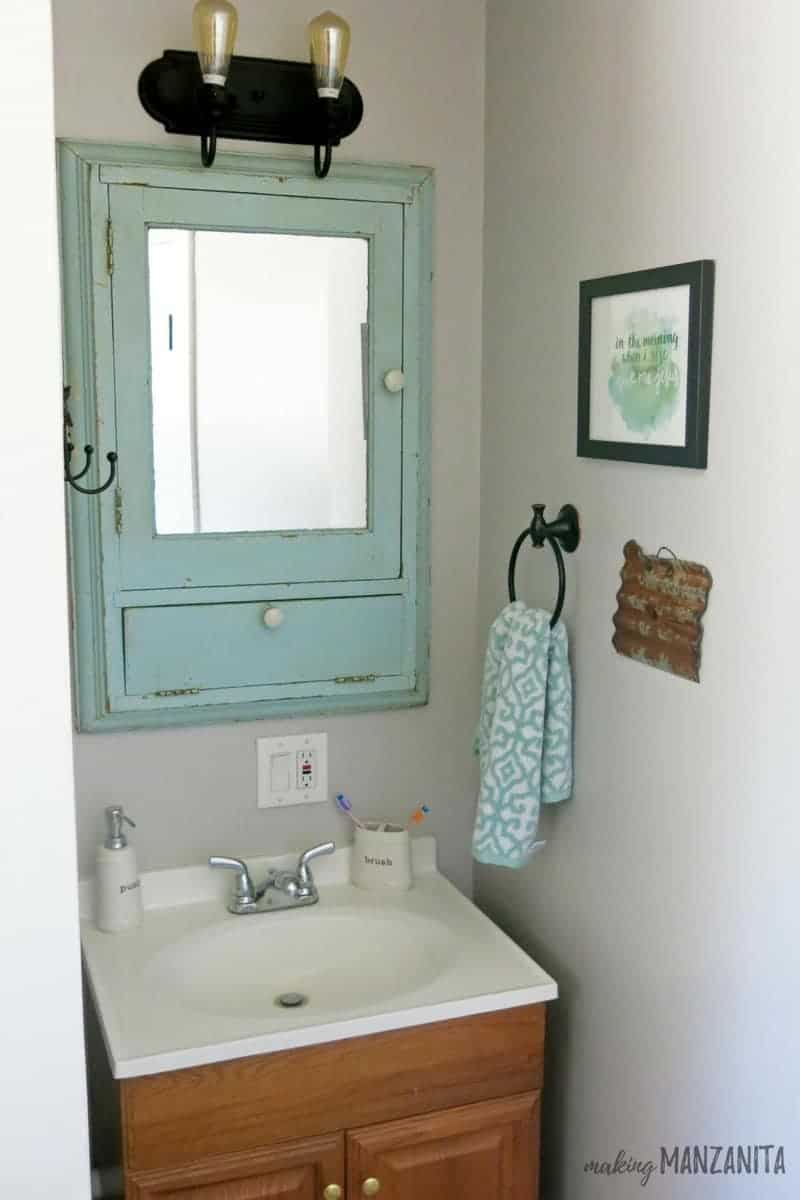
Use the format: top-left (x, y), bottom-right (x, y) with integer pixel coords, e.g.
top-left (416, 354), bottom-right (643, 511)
top-left (257, 732), bottom-right (328, 809)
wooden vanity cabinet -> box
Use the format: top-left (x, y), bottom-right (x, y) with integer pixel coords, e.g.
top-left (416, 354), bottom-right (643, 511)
top-left (120, 1006), bottom-right (546, 1200)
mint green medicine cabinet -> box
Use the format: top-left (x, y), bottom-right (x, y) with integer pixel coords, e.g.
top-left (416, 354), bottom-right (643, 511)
top-left (59, 142), bottom-right (432, 731)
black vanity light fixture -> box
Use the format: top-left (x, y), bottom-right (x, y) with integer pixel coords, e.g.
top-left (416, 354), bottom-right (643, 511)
top-left (138, 3), bottom-right (363, 178)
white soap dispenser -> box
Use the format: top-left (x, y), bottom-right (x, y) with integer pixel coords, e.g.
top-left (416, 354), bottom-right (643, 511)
top-left (95, 805), bottom-right (143, 933)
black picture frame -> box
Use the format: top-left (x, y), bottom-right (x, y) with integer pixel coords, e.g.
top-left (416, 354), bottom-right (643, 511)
top-left (577, 260), bottom-right (714, 468)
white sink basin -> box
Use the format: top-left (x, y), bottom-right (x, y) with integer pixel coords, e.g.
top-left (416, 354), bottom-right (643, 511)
top-left (146, 907), bottom-right (453, 1020)
top-left (81, 837), bottom-right (558, 1078)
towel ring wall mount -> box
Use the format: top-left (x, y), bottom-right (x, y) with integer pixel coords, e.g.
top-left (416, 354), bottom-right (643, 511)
top-left (508, 503), bottom-right (580, 627)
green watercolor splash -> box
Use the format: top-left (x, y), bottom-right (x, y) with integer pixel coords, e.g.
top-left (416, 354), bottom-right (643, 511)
top-left (608, 308), bottom-right (681, 436)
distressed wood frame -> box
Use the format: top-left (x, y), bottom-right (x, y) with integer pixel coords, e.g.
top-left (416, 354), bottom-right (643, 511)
top-left (58, 141), bottom-right (433, 731)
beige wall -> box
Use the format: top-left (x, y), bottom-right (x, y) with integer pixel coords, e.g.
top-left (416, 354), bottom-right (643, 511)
top-left (53, 0), bottom-right (485, 894)
top-left (478, 2), bottom-right (799, 1196)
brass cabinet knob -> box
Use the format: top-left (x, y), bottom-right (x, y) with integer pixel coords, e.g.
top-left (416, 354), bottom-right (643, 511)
top-left (362, 1180), bottom-right (381, 1197)
top-left (323, 1186), bottom-right (342, 1200)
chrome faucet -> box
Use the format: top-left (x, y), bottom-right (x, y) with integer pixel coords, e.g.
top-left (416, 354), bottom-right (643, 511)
top-left (209, 842), bottom-right (335, 915)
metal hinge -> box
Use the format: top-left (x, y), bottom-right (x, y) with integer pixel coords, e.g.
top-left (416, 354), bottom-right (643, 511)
top-left (114, 485), bottom-right (123, 534)
top-left (152, 688), bottom-right (201, 698)
top-left (106, 219), bottom-right (114, 275)
top-left (334, 674), bottom-right (377, 685)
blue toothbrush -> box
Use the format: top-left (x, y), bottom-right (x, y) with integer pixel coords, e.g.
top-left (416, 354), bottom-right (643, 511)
top-left (334, 793), bottom-right (366, 828)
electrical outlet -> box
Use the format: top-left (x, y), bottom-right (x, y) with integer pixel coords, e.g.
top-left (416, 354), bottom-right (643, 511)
top-left (257, 733), bottom-right (327, 809)
top-left (297, 749), bottom-right (316, 790)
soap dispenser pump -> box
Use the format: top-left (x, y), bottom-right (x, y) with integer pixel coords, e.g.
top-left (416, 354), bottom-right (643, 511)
top-left (95, 805), bottom-right (143, 933)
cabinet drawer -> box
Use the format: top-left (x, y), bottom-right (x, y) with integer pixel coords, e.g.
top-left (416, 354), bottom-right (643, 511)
top-left (120, 1008), bottom-right (546, 1171)
top-left (123, 596), bottom-right (406, 696)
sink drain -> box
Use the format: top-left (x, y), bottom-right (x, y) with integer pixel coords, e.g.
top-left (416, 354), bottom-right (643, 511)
top-left (276, 991), bottom-right (308, 1009)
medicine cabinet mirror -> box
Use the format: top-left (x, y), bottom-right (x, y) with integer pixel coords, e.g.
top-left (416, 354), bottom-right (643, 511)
top-left (149, 228), bottom-right (368, 535)
top-left (59, 142), bottom-right (432, 731)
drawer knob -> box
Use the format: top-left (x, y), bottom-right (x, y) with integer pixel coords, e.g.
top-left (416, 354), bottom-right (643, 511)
top-left (383, 368), bottom-right (404, 393)
top-left (263, 607), bottom-right (284, 629)
top-left (362, 1180), bottom-right (381, 1197)
top-left (323, 1187), bottom-right (343, 1200)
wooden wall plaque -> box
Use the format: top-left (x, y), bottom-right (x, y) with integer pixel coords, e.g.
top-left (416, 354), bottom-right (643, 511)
top-left (612, 541), bottom-right (712, 682)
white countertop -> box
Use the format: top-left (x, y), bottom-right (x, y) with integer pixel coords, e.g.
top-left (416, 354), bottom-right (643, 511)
top-left (81, 838), bottom-right (557, 1079)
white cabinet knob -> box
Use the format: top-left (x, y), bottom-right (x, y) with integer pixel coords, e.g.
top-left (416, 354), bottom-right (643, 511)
top-left (263, 607), bottom-right (284, 629)
top-left (383, 368), bottom-right (405, 393)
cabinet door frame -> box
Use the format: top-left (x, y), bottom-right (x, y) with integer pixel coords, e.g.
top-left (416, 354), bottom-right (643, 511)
top-left (347, 1092), bottom-right (541, 1200)
top-left (126, 1133), bottom-right (345, 1199)
top-left (110, 184), bottom-right (403, 590)
top-left (59, 141), bottom-right (432, 731)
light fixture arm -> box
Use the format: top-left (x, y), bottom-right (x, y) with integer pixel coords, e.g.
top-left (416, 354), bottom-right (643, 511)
top-left (196, 80), bottom-right (228, 168)
top-left (314, 98), bottom-right (333, 178)
top-left (314, 141), bottom-right (332, 178)
top-left (201, 129), bottom-right (217, 167)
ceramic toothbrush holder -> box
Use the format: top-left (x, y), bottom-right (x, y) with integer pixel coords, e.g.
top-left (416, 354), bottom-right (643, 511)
top-left (351, 823), bottom-right (412, 891)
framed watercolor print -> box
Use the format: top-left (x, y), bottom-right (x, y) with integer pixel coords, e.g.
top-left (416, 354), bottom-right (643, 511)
top-left (577, 260), bottom-right (714, 467)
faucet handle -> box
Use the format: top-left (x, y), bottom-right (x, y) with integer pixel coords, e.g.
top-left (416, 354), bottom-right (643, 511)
top-left (296, 841), bottom-right (335, 887)
top-left (208, 855), bottom-right (256, 904)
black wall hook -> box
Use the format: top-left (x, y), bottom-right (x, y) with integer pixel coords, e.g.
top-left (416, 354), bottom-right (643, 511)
top-left (64, 388), bottom-right (118, 496)
top-left (508, 503), bottom-right (581, 627)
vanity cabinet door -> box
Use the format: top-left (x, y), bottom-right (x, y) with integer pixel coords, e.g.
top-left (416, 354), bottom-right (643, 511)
top-left (346, 1093), bottom-right (540, 1200)
top-left (126, 1134), bottom-right (344, 1200)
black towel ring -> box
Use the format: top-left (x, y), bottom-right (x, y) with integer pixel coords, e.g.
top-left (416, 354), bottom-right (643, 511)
top-left (507, 503), bottom-right (580, 628)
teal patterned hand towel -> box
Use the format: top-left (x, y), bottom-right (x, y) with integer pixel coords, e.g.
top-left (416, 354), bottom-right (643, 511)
top-left (472, 602), bottom-right (572, 868)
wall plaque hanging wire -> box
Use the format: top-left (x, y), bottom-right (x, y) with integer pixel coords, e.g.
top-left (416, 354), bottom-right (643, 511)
top-left (613, 541), bottom-right (712, 682)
